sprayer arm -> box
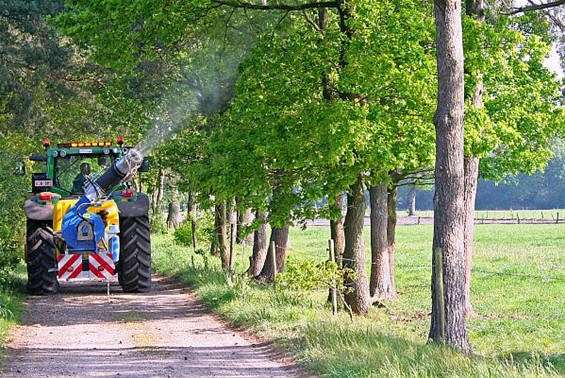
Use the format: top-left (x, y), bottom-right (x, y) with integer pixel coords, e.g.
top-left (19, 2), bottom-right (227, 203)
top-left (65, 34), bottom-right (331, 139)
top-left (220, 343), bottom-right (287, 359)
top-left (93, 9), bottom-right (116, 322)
top-left (84, 148), bottom-right (144, 202)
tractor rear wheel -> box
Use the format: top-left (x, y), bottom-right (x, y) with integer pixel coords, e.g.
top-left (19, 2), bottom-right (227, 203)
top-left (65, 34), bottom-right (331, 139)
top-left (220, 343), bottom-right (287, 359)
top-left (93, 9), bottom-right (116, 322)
top-left (118, 215), bottom-right (151, 293)
top-left (26, 220), bottom-right (59, 295)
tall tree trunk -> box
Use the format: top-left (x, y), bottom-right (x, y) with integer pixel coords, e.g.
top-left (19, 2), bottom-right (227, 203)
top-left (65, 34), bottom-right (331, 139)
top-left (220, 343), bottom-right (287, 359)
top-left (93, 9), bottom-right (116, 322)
top-left (150, 168), bottom-right (165, 229)
top-left (151, 168), bottom-right (165, 215)
top-left (238, 208), bottom-right (254, 246)
top-left (166, 185), bottom-right (181, 229)
top-left (228, 199), bottom-right (237, 272)
top-left (330, 194), bottom-right (345, 265)
top-left (187, 192), bottom-right (198, 250)
top-left (249, 211), bottom-right (268, 276)
top-left (429, 0), bottom-right (471, 353)
top-left (256, 224), bottom-right (290, 282)
top-left (212, 202), bottom-right (228, 268)
top-left (369, 184), bottom-right (397, 300)
top-left (463, 0), bottom-right (485, 317)
top-left (387, 184), bottom-right (398, 292)
top-left (343, 175), bottom-right (370, 315)
top-left (408, 184), bottom-right (417, 216)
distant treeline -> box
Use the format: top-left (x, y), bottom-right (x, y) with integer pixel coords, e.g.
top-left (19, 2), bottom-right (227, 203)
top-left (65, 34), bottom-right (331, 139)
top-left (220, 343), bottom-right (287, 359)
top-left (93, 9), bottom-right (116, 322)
top-left (399, 172), bottom-right (565, 211)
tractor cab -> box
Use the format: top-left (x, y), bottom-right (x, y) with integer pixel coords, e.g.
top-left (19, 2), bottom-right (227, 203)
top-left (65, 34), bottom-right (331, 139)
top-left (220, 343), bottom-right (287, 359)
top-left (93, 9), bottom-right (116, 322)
top-left (32, 138), bottom-right (129, 197)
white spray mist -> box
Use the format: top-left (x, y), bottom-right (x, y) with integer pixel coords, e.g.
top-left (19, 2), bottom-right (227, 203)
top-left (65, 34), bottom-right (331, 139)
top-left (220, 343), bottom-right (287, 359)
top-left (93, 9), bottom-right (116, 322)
top-left (135, 37), bottom-right (253, 155)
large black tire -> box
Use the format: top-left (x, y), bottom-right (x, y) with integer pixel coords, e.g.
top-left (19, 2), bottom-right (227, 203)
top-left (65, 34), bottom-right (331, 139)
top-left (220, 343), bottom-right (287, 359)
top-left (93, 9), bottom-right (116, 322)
top-left (26, 220), bottom-right (59, 295)
top-left (118, 215), bottom-right (151, 292)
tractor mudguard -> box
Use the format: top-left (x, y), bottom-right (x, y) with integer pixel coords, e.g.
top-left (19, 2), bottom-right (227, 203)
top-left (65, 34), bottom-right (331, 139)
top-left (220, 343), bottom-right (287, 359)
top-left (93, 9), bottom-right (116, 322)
top-left (24, 199), bottom-right (53, 221)
top-left (116, 192), bottom-right (150, 218)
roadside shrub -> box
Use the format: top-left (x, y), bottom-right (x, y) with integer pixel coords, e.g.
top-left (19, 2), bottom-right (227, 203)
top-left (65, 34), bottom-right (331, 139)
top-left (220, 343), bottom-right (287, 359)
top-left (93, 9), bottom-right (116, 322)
top-left (0, 225), bottom-right (21, 276)
top-left (150, 213), bottom-right (168, 234)
top-left (173, 211), bottom-right (215, 249)
top-left (278, 256), bottom-right (343, 293)
top-left (173, 220), bottom-right (193, 246)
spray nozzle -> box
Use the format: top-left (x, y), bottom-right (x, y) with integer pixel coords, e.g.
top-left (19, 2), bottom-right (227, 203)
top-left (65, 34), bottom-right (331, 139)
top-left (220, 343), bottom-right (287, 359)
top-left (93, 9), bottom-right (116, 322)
top-left (115, 148), bottom-right (143, 176)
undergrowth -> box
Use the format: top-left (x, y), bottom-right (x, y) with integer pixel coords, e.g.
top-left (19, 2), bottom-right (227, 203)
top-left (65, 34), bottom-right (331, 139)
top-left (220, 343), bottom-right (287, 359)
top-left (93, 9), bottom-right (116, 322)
top-left (0, 265), bottom-right (25, 364)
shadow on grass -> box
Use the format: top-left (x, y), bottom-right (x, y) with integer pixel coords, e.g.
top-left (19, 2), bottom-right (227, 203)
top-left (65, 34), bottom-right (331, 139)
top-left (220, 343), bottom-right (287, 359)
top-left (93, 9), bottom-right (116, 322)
top-left (506, 351), bottom-right (565, 375)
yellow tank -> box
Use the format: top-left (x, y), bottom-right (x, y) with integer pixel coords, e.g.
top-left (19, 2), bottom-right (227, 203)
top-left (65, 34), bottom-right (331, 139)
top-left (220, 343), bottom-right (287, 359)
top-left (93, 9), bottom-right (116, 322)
top-left (52, 199), bottom-right (119, 232)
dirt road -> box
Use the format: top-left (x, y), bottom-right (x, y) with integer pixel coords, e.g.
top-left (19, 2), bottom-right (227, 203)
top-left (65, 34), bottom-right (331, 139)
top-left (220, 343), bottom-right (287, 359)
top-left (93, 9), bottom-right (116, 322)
top-left (1, 276), bottom-right (305, 378)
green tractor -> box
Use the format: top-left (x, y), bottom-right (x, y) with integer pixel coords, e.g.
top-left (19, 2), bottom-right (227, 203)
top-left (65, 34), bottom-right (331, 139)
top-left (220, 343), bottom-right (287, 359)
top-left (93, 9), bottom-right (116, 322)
top-left (21, 137), bottom-right (151, 294)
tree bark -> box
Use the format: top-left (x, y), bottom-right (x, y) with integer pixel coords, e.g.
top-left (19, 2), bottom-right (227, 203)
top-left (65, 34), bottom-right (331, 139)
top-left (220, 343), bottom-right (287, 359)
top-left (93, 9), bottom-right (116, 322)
top-left (463, 0), bottom-right (485, 317)
top-left (369, 184), bottom-right (397, 300)
top-left (408, 184), bottom-right (417, 216)
top-left (228, 199), bottom-right (237, 272)
top-left (187, 192), bottom-right (198, 250)
top-left (329, 193), bottom-right (345, 265)
top-left (387, 184), bottom-right (398, 292)
top-left (238, 208), bottom-right (254, 246)
top-left (249, 211), bottom-right (268, 276)
top-left (342, 175), bottom-right (371, 315)
top-left (166, 184), bottom-right (181, 229)
top-left (212, 202), bottom-right (229, 268)
top-left (151, 168), bottom-right (165, 215)
top-left (256, 224), bottom-right (290, 282)
top-left (429, 0), bottom-right (471, 353)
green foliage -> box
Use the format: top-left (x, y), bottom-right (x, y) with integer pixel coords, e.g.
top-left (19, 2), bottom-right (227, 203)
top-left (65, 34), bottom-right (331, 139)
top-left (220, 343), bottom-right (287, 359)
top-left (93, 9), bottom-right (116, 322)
top-left (463, 12), bottom-right (564, 178)
top-left (54, 0), bottom-right (564, 231)
top-left (173, 210), bottom-right (215, 249)
top-left (0, 136), bottom-right (30, 274)
top-left (149, 213), bottom-right (168, 235)
top-left (173, 221), bottom-right (194, 247)
top-left (278, 256), bottom-right (342, 293)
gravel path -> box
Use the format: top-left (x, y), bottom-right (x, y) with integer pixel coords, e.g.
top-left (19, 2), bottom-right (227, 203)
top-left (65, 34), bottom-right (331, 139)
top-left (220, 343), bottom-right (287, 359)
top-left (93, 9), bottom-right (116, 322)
top-left (1, 276), bottom-right (306, 378)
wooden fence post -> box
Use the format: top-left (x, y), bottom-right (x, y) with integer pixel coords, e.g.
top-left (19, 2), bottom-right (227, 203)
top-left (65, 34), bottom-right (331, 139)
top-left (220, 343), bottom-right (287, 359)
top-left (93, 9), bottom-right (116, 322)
top-left (329, 239), bottom-right (338, 316)
top-left (270, 240), bottom-right (277, 286)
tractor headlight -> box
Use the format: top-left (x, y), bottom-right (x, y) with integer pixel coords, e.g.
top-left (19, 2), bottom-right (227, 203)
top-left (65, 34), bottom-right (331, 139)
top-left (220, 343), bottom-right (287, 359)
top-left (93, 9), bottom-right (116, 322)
top-left (60, 150), bottom-right (67, 157)
top-left (51, 151), bottom-right (59, 158)
top-left (103, 148), bottom-right (110, 155)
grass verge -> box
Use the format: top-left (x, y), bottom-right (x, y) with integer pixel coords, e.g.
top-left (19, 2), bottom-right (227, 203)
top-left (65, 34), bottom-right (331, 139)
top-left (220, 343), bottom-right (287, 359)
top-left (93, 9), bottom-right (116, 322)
top-left (153, 223), bottom-right (564, 377)
top-left (0, 265), bottom-right (26, 365)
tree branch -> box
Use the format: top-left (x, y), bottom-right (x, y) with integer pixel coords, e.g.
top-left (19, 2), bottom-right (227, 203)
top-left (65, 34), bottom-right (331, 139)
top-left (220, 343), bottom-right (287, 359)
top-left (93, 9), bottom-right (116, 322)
top-left (529, 0), bottom-right (565, 31)
top-left (508, 0), bottom-right (565, 15)
top-left (212, 0), bottom-right (339, 11)
top-left (302, 10), bottom-right (322, 32)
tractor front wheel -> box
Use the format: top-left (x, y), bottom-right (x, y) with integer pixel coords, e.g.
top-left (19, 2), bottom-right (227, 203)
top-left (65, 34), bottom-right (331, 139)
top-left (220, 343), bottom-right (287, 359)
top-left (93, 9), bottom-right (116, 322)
top-left (118, 215), bottom-right (151, 293)
top-left (26, 220), bottom-right (59, 295)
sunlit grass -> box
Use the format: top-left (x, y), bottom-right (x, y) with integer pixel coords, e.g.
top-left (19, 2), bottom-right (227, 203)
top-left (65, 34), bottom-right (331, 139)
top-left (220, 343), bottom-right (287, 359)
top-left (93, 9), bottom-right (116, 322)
top-left (153, 223), bottom-right (565, 377)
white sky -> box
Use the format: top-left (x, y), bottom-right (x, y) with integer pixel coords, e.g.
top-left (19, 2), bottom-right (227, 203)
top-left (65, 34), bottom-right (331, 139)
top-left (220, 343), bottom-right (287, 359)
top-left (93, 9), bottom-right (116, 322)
top-left (514, 0), bottom-right (563, 77)
top-left (546, 43), bottom-right (563, 77)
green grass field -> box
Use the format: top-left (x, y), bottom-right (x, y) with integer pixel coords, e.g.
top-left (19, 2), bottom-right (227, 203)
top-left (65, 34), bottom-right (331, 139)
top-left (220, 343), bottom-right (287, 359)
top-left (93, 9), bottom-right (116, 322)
top-left (153, 223), bottom-right (565, 377)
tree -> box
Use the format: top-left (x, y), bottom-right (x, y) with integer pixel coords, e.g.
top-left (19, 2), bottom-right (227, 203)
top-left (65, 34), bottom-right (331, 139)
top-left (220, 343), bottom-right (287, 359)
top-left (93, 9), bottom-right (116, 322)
top-left (248, 211), bottom-right (268, 276)
top-left (369, 184), bottom-right (396, 300)
top-left (461, 2), bottom-right (564, 315)
top-left (428, 0), bottom-right (471, 353)
top-left (342, 176), bottom-right (371, 315)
